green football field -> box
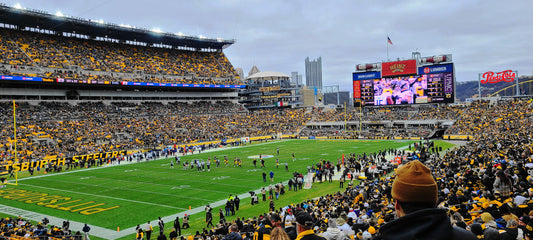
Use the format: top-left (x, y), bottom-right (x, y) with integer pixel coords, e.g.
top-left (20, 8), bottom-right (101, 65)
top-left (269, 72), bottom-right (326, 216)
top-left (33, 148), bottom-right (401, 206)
top-left (0, 139), bottom-right (453, 239)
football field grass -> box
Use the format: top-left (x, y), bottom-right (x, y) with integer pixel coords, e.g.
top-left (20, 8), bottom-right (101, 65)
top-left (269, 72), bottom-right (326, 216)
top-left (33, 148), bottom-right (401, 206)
top-left (0, 139), bottom-right (454, 239)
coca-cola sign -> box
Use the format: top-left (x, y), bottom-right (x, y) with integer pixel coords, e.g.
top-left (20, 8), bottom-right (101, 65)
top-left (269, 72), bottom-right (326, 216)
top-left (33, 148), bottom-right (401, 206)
top-left (481, 70), bottom-right (516, 84)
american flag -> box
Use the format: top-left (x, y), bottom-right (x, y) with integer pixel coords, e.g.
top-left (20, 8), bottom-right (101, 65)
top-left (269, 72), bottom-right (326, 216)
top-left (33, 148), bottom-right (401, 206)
top-left (387, 36), bottom-right (393, 45)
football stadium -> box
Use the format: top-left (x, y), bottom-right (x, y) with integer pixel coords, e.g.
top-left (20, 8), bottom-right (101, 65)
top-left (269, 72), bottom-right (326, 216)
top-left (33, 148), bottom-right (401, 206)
top-left (1, 2), bottom-right (533, 240)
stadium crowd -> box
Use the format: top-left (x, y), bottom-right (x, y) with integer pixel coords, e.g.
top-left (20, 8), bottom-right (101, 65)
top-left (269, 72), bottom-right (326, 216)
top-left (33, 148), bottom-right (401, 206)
top-left (2, 11), bottom-right (533, 240)
top-left (0, 216), bottom-right (84, 240)
top-left (0, 28), bottom-right (240, 85)
top-left (1, 98), bottom-right (532, 239)
top-left (311, 105), bottom-right (464, 123)
top-left (126, 98), bottom-right (531, 240)
top-left (302, 104), bottom-right (468, 139)
top-left (0, 101), bottom-right (312, 165)
top-left (153, 98), bottom-right (532, 240)
top-left (1, 99), bottom-right (529, 168)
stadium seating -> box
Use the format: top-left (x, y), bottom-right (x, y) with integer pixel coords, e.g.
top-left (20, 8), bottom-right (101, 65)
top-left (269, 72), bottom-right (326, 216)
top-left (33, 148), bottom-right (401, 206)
top-left (1, 98), bottom-right (533, 239)
top-left (0, 101), bottom-right (313, 164)
top-left (2, 24), bottom-right (533, 240)
top-left (0, 28), bottom-right (239, 85)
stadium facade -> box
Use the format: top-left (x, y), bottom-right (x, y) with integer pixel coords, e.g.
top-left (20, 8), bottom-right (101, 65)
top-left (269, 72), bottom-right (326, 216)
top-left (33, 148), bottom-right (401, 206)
top-left (239, 71), bottom-right (303, 109)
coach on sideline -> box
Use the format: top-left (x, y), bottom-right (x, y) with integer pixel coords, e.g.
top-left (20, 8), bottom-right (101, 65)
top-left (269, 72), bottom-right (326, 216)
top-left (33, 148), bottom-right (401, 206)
top-left (376, 160), bottom-right (476, 240)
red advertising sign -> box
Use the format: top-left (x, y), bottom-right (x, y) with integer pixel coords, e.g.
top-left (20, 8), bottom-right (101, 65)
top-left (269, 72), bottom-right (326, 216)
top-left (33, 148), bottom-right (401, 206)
top-left (382, 59), bottom-right (417, 77)
top-left (480, 70), bottom-right (515, 84)
top-left (353, 80), bottom-right (361, 98)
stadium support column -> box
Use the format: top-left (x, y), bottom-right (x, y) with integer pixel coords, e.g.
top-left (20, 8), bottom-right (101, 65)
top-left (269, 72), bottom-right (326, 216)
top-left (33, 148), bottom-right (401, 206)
top-left (514, 70), bottom-right (520, 96)
top-left (478, 73), bottom-right (481, 100)
top-left (344, 102), bottom-right (346, 132)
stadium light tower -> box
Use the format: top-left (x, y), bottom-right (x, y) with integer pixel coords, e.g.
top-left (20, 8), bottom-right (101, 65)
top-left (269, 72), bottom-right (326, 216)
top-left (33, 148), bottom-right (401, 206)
top-left (151, 28), bottom-right (163, 33)
top-left (13, 3), bottom-right (23, 9)
top-left (55, 11), bottom-right (64, 17)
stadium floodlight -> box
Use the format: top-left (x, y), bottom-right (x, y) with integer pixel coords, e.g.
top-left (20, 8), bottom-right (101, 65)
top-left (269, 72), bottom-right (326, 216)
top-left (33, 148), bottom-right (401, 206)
top-left (199, 35), bottom-right (206, 39)
top-left (119, 24), bottom-right (132, 28)
top-left (217, 38), bottom-right (223, 42)
top-left (151, 28), bottom-right (163, 33)
top-left (98, 19), bottom-right (104, 24)
top-left (55, 11), bottom-right (64, 17)
top-left (13, 3), bottom-right (23, 9)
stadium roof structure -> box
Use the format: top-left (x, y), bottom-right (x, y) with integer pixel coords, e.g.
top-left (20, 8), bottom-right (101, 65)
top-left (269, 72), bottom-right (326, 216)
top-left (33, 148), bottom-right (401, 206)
top-left (0, 3), bottom-right (235, 50)
top-left (246, 71), bottom-right (290, 81)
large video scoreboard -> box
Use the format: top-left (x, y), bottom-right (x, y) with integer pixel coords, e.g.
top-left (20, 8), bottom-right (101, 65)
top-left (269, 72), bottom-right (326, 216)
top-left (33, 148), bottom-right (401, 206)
top-left (353, 57), bottom-right (454, 106)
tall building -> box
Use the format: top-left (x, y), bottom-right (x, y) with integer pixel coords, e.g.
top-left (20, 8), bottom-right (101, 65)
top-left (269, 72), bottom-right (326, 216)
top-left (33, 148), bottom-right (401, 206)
top-left (305, 57), bottom-right (322, 90)
top-left (291, 72), bottom-right (303, 85)
top-left (248, 65), bottom-right (260, 78)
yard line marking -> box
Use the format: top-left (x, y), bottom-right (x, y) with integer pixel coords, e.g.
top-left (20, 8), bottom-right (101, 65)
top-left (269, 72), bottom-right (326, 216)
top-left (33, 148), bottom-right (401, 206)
top-left (24, 178), bottom-right (214, 201)
top-left (18, 184), bottom-right (189, 210)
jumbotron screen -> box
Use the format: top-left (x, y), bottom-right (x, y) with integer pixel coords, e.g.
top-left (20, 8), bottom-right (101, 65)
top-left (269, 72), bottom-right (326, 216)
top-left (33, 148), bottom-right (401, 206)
top-left (353, 63), bottom-right (454, 106)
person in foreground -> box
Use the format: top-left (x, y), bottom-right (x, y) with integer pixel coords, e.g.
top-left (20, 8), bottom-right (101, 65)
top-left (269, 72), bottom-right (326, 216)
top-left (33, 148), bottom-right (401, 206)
top-left (376, 160), bottom-right (477, 240)
top-left (295, 210), bottom-right (325, 240)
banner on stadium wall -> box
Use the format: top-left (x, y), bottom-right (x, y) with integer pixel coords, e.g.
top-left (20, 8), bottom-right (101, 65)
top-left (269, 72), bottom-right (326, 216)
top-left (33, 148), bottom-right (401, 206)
top-left (0, 75), bottom-right (43, 82)
top-left (353, 80), bottom-right (361, 98)
top-left (119, 81), bottom-right (246, 89)
top-left (418, 63), bottom-right (453, 75)
top-left (352, 71), bottom-right (381, 80)
top-left (480, 70), bottom-right (516, 84)
top-left (382, 60), bottom-right (417, 77)
top-left (259, 86), bottom-right (281, 92)
top-left (3, 150), bottom-right (126, 172)
top-left (2, 75), bottom-right (246, 88)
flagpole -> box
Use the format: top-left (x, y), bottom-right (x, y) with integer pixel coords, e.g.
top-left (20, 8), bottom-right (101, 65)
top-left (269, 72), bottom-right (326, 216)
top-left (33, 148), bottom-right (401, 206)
top-left (386, 35), bottom-right (389, 61)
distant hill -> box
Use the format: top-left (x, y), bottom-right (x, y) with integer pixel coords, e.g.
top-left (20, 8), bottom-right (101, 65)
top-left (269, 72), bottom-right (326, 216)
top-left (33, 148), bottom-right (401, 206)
top-left (455, 76), bottom-right (533, 101)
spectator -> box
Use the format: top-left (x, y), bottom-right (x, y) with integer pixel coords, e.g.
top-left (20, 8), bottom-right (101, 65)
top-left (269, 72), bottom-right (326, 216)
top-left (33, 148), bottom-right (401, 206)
top-left (377, 160), bottom-right (476, 240)
top-left (295, 211), bottom-right (325, 240)
top-left (223, 224), bottom-right (242, 240)
top-left (271, 227), bottom-right (290, 240)
top-left (320, 219), bottom-right (346, 240)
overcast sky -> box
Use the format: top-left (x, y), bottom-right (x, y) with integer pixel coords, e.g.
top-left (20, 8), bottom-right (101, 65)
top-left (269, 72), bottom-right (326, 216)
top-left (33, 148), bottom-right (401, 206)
top-left (4, 0), bottom-right (533, 91)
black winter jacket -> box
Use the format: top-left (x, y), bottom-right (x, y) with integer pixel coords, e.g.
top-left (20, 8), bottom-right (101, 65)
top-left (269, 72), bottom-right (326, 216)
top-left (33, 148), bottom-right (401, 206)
top-left (376, 208), bottom-right (477, 240)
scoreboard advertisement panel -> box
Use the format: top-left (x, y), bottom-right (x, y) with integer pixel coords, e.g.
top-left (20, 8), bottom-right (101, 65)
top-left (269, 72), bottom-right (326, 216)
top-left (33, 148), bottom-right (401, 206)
top-left (352, 71), bottom-right (380, 106)
top-left (353, 63), bottom-right (454, 106)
